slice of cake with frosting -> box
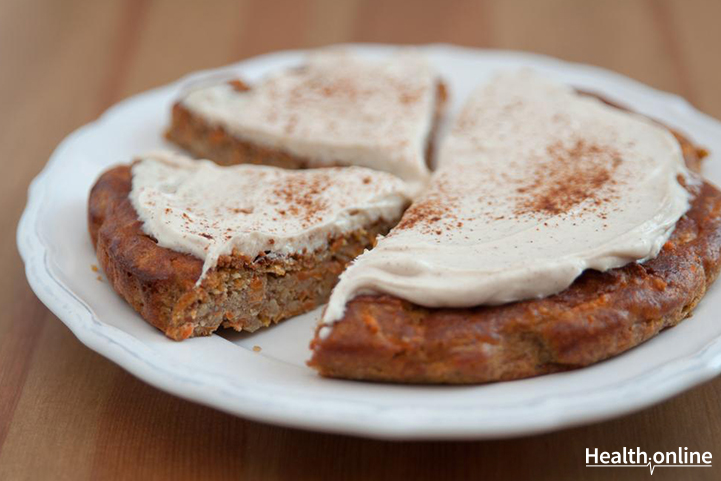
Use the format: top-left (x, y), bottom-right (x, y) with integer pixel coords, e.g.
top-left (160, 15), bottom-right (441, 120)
top-left (166, 50), bottom-right (447, 188)
top-left (88, 151), bottom-right (410, 341)
top-left (309, 71), bottom-right (721, 384)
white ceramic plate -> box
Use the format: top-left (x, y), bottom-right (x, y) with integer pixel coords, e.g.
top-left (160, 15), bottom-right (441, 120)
top-left (18, 44), bottom-right (721, 440)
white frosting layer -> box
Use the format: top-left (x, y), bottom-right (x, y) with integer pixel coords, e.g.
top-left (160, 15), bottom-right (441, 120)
top-left (180, 50), bottom-right (439, 187)
top-left (130, 151), bottom-right (410, 280)
top-left (323, 70), bottom-right (691, 324)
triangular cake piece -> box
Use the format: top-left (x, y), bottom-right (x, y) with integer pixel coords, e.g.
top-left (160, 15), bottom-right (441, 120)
top-left (309, 71), bottom-right (720, 384)
top-left (88, 151), bottom-right (410, 340)
top-left (167, 50), bottom-right (446, 187)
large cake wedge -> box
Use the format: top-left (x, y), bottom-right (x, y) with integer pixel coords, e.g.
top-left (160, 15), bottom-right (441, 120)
top-left (88, 151), bottom-right (410, 341)
top-left (309, 71), bottom-right (720, 384)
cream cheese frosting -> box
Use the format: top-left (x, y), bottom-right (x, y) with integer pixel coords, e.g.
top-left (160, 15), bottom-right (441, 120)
top-left (129, 151), bottom-right (411, 281)
top-left (179, 50), bottom-right (439, 187)
top-left (322, 70), bottom-right (692, 324)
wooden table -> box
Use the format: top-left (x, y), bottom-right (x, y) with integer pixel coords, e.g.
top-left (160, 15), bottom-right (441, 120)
top-left (2, 0), bottom-right (721, 479)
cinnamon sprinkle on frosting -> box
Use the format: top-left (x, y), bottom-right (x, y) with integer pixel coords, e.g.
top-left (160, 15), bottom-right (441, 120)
top-left (513, 139), bottom-right (623, 217)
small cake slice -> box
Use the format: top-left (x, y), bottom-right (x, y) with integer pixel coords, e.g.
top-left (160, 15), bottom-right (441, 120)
top-left (309, 71), bottom-right (720, 384)
top-left (166, 50), bottom-right (447, 187)
top-left (88, 151), bottom-right (410, 341)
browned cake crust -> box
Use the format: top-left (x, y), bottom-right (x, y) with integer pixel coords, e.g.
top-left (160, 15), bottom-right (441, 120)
top-left (308, 132), bottom-right (720, 384)
top-left (88, 165), bottom-right (400, 341)
top-left (165, 80), bottom-right (448, 170)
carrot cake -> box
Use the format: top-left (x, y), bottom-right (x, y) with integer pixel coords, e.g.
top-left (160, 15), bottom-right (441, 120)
top-left (166, 50), bottom-right (447, 189)
top-left (309, 71), bottom-right (721, 384)
top-left (88, 151), bottom-right (410, 341)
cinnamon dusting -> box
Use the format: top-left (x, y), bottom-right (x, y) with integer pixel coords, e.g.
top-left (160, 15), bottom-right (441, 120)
top-left (271, 173), bottom-right (332, 226)
top-left (395, 189), bottom-right (457, 236)
top-left (513, 139), bottom-right (623, 217)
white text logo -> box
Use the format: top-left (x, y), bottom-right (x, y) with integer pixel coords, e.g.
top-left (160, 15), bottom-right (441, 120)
top-left (586, 447), bottom-right (712, 475)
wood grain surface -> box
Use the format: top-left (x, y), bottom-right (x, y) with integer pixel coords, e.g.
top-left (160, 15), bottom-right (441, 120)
top-left (3, 0), bottom-right (721, 479)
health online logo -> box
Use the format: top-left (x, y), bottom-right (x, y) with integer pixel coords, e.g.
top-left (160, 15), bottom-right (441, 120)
top-left (586, 447), bottom-right (712, 475)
